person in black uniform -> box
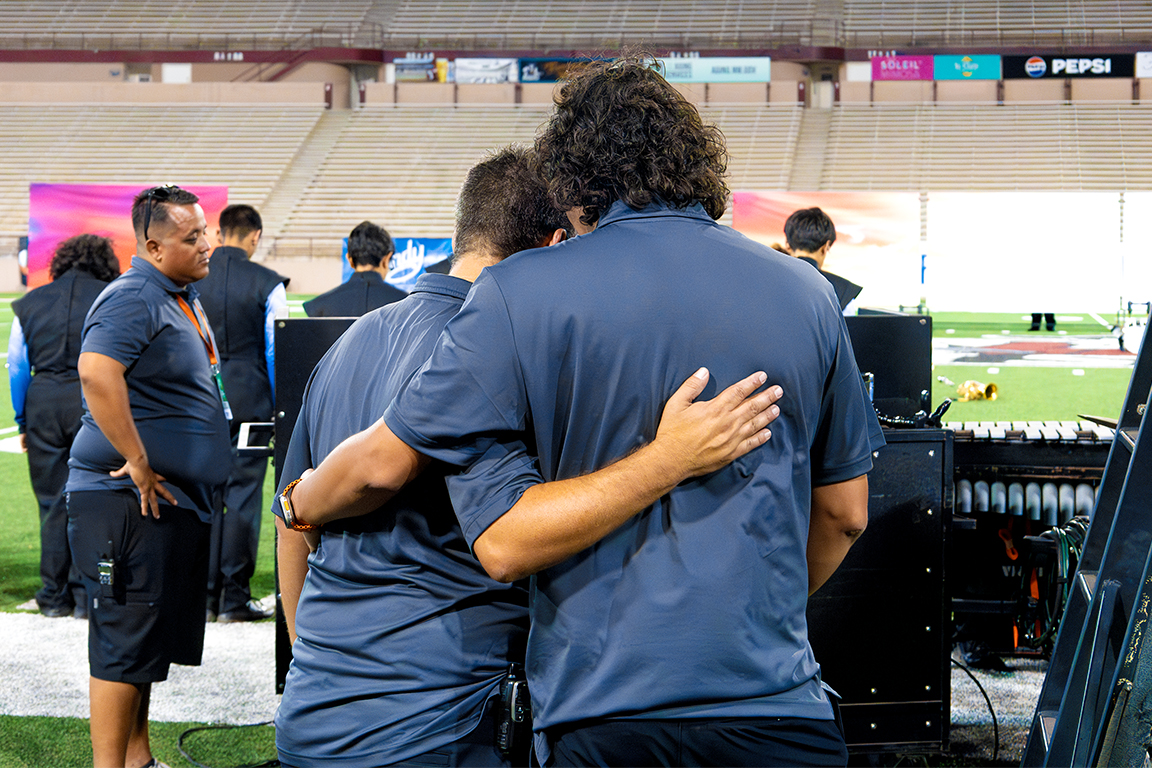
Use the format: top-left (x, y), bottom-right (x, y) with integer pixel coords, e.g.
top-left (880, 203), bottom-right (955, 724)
top-left (196, 204), bottom-right (288, 622)
top-left (8, 234), bottom-right (120, 618)
top-left (303, 220), bottom-right (406, 317)
top-left (784, 207), bottom-right (863, 312)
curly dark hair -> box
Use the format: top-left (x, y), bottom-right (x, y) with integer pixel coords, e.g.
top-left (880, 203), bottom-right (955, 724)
top-left (534, 54), bottom-right (730, 227)
top-left (50, 233), bottom-right (121, 283)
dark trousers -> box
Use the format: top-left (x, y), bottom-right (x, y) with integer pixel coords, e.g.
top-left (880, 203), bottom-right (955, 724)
top-left (547, 716), bottom-right (848, 767)
top-left (280, 697), bottom-right (517, 768)
top-left (207, 450), bottom-right (268, 613)
top-left (25, 378), bottom-right (84, 610)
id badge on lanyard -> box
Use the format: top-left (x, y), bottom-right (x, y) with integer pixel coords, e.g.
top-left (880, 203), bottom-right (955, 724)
top-left (176, 294), bottom-right (233, 421)
top-left (211, 362), bottom-right (234, 421)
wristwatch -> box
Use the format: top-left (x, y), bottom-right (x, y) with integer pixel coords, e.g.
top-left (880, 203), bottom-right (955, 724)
top-left (277, 477), bottom-right (319, 532)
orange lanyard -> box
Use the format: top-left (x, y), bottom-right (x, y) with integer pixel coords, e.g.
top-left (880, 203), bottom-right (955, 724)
top-left (175, 294), bottom-right (218, 366)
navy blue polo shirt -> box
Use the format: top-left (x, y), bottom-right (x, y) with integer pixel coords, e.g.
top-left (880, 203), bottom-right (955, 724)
top-left (384, 201), bottom-right (885, 758)
top-left (274, 274), bottom-right (529, 768)
top-left (67, 256), bottom-right (231, 522)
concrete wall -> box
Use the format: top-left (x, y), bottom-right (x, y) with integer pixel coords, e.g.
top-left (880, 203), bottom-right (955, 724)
top-left (872, 80), bottom-right (935, 102)
top-left (708, 82), bottom-right (768, 103)
top-left (0, 257), bottom-right (24, 293)
top-left (281, 62), bottom-right (350, 108)
top-left (0, 62), bottom-right (124, 81)
top-left (838, 81), bottom-right (871, 104)
top-left (769, 80), bottom-right (801, 103)
top-left (261, 256), bottom-right (343, 295)
top-left (771, 61), bottom-right (807, 81)
top-left (395, 82), bottom-right (455, 103)
top-left (1003, 79), bottom-right (1065, 102)
top-left (520, 82), bottom-right (559, 104)
top-left (457, 82), bottom-right (516, 103)
top-left (671, 82), bottom-right (706, 104)
top-left (0, 80), bottom-right (328, 103)
top-left (936, 79), bottom-right (998, 102)
top-left (1070, 78), bottom-right (1131, 101)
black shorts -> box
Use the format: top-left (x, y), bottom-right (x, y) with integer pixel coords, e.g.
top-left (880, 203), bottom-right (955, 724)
top-left (68, 489), bottom-right (211, 684)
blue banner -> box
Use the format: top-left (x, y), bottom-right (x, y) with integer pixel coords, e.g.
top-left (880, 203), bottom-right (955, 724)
top-left (933, 55), bottom-right (1001, 80)
top-left (341, 237), bottom-right (453, 293)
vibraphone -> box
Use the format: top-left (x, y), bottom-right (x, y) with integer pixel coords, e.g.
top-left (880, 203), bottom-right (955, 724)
top-left (946, 420), bottom-right (1113, 523)
top-left (945, 420), bottom-right (1113, 655)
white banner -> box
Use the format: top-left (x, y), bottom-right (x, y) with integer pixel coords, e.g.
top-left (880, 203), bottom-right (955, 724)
top-left (454, 58), bottom-right (519, 84)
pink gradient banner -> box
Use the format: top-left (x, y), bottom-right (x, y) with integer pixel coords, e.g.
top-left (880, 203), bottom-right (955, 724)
top-left (28, 183), bottom-right (228, 290)
top-left (872, 55), bottom-right (934, 80)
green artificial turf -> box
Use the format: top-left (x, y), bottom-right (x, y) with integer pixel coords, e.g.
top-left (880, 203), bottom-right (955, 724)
top-left (933, 364), bottom-right (1132, 424)
top-left (0, 716), bottom-right (276, 768)
top-left (930, 311), bottom-right (1119, 338)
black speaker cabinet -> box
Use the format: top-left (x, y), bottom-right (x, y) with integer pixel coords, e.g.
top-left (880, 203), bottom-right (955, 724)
top-left (807, 429), bottom-right (953, 755)
top-left (273, 317), bottom-right (356, 693)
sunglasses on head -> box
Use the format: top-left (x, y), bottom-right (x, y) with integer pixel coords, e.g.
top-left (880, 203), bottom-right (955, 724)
top-left (142, 184), bottom-right (180, 240)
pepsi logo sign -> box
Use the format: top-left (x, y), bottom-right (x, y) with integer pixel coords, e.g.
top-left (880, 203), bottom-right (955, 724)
top-left (1025, 56), bottom-right (1047, 77)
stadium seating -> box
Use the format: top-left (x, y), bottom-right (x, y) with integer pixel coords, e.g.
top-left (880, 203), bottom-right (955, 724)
top-left (264, 102), bottom-right (802, 248)
top-left (0, 104), bottom-right (323, 234)
top-left (0, 0), bottom-right (377, 49)
top-left (820, 103), bottom-right (1152, 190)
top-left (373, 0), bottom-right (825, 49)
top-left (842, 0), bottom-right (1152, 47)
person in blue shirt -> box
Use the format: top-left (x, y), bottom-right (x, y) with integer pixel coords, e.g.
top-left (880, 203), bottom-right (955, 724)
top-left (274, 146), bottom-right (777, 768)
top-left (303, 220), bottom-right (407, 317)
top-left (281, 55), bottom-right (876, 767)
top-left (9, 233), bottom-right (121, 618)
top-left (196, 203), bottom-right (288, 622)
top-left (67, 185), bottom-right (232, 768)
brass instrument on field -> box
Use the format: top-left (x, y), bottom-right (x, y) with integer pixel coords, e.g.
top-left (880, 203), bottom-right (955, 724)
top-left (958, 380), bottom-right (998, 401)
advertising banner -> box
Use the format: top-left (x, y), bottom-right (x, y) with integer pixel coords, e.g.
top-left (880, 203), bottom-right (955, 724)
top-left (339, 237), bottom-right (452, 293)
top-left (455, 58), bottom-right (519, 84)
top-left (934, 55), bottom-right (1001, 80)
top-left (518, 57), bottom-right (608, 82)
top-left (656, 57), bottom-right (772, 83)
top-left (393, 52), bottom-right (437, 82)
top-left (872, 55), bottom-right (934, 81)
top-left (28, 183), bottom-right (228, 290)
top-left (1003, 54), bottom-right (1134, 78)
top-left (1138, 52), bottom-right (1152, 78)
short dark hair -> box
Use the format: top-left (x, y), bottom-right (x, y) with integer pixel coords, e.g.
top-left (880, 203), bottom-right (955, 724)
top-left (784, 207), bottom-right (836, 254)
top-left (219, 204), bottom-right (262, 240)
top-left (131, 185), bottom-right (200, 239)
top-left (534, 53), bottom-right (729, 228)
top-left (50, 233), bottom-right (121, 283)
top-left (347, 221), bottom-right (393, 268)
top-left (455, 145), bottom-right (571, 260)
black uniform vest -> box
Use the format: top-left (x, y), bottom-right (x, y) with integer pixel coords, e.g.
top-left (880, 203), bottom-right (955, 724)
top-left (12, 270), bottom-right (110, 380)
top-left (195, 246), bottom-right (289, 428)
top-left (302, 270), bottom-right (407, 317)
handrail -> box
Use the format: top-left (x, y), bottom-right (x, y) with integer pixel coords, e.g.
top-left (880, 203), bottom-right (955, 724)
top-left (0, 22), bottom-right (384, 51)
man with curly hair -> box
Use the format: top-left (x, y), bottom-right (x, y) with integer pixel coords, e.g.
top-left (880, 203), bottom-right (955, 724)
top-left (282, 55), bottom-right (880, 766)
top-left (10, 234), bottom-right (120, 619)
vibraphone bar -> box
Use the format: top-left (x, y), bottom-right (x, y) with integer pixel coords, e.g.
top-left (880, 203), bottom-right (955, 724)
top-left (945, 420), bottom-right (1113, 520)
top-left (945, 420), bottom-right (1112, 656)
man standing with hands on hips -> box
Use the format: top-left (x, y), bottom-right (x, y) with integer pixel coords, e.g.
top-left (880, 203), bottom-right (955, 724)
top-left (67, 185), bottom-right (232, 768)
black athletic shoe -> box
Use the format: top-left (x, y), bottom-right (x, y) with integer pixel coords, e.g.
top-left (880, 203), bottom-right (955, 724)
top-left (216, 600), bottom-right (274, 623)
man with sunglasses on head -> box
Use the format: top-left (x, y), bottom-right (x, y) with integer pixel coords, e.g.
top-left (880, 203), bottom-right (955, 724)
top-left (66, 185), bottom-right (232, 768)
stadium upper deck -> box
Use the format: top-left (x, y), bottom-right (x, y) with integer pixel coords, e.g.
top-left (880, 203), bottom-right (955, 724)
top-left (0, 0), bottom-right (1150, 52)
